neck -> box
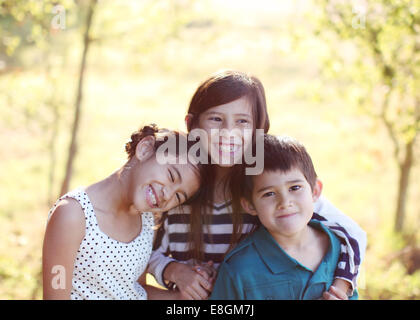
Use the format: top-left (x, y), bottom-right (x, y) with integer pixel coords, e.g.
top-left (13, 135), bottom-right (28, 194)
top-left (272, 226), bottom-right (314, 253)
top-left (86, 164), bottom-right (133, 217)
top-left (213, 165), bottom-right (232, 203)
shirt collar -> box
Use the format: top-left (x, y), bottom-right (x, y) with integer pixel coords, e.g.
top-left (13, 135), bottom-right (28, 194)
top-left (252, 226), bottom-right (298, 274)
top-left (252, 220), bottom-right (338, 278)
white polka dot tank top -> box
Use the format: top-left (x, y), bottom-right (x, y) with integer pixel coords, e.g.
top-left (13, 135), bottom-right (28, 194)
top-left (48, 187), bottom-right (155, 300)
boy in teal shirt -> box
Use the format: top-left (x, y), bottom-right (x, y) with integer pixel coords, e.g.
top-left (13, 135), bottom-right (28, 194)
top-left (210, 135), bottom-right (358, 300)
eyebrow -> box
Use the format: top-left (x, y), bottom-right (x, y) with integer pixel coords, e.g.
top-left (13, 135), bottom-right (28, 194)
top-left (256, 179), bottom-right (306, 193)
top-left (204, 111), bottom-right (252, 119)
top-left (172, 166), bottom-right (188, 201)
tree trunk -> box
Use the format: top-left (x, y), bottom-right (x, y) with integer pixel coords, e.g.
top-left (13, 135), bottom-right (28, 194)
top-left (59, 0), bottom-right (97, 196)
top-left (394, 140), bottom-right (414, 232)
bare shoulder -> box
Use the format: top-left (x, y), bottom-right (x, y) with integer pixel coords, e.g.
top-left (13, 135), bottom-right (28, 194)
top-left (47, 198), bottom-right (86, 239)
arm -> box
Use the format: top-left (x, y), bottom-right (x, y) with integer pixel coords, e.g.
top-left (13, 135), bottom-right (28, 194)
top-left (146, 213), bottom-right (212, 300)
top-left (313, 193), bottom-right (367, 293)
top-left (163, 261), bottom-right (212, 300)
top-left (42, 199), bottom-right (85, 300)
top-left (138, 271), bottom-right (185, 300)
top-left (147, 217), bottom-right (177, 287)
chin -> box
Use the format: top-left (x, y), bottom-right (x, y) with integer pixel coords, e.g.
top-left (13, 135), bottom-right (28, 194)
top-left (276, 222), bottom-right (306, 236)
top-left (215, 162), bottom-right (235, 168)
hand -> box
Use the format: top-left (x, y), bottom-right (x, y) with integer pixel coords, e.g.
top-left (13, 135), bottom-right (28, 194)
top-left (322, 285), bottom-right (348, 300)
top-left (193, 261), bottom-right (217, 289)
top-left (166, 262), bottom-right (212, 300)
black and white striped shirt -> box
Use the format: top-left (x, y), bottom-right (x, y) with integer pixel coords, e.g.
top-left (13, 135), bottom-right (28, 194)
top-left (147, 195), bottom-right (366, 292)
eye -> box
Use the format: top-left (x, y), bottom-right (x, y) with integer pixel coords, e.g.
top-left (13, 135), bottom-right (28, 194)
top-left (168, 169), bottom-right (174, 183)
top-left (209, 117), bottom-right (222, 122)
top-left (237, 119), bottom-right (249, 124)
top-left (289, 185), bottom-right (301, 191)
top-left (262, 191), bottom-right (275, 198)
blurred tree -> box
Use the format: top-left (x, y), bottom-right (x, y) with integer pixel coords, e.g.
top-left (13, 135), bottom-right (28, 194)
top-left (60, 0), bottom-right (97, 196)
top-left (0, 0), bottom-right (76, 204)
top-left (58, 0), bottom-right (196, 195)
top-left (312, 0), bottom-right (419, 232)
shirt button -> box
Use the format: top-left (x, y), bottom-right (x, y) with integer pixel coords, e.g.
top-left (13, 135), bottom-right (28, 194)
top-left (265, 296), bottom-right (274, 300)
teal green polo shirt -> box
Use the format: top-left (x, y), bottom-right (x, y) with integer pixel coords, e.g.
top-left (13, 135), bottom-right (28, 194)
top-left (210, 220), bottom-right (358, 300)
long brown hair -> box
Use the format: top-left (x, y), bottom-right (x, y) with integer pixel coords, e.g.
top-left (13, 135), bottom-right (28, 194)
top-left (186, 70), bottom-right (270, 262)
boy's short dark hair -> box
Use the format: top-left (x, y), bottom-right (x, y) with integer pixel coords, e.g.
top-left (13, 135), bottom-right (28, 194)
top-left (243, 134), bottom-right (318, 201)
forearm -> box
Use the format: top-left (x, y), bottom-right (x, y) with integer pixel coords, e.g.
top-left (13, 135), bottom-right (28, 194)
top-left (147, 217), bottom-right (178, 287)
top-left (314, 195), bottom-right (367, 289)
top-left (163, 261), bottom-right (186, 284)
top-left (144, 285), bottom-right (183, 300)
top-left (332, 278), bottom-right (350, 296)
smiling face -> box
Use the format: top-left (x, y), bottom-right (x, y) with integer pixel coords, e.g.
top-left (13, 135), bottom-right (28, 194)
top-left (128, 135), bottom-right (201, 214)
top-left (243, 167), bottom-right (320, 240)
top-left (132, 161), bottom-right (200, 213)
top-left (197, 96), bottom-right (254, 167)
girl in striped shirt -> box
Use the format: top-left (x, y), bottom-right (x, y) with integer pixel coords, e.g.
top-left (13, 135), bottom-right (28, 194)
top-left (148, 70), bottom-right (366, 300)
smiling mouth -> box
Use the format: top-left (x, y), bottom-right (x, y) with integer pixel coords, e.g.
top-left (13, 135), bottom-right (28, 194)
top-left (146, 185), bottom-right (159, 208)
top-left (276, 213), bottom-right (297, 219)
top-left (217, 143), bottom-right (241, 154)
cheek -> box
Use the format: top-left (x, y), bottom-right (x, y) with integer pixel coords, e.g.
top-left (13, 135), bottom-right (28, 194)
top-left (185, 173), bottom-right (201, 195)
top-left (253, 199), bottom-right (270, 214)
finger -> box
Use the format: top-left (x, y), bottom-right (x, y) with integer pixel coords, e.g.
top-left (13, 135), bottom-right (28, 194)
top-left (322, 291), bottom-right (339, 300)
top-left (179, 289), bottom-right (195, 300)
top-left (329, 286), bottom-right (348, 300)
top-left (198, 274), bottom-right (213, 292)
top-left (185, 286), bottom-right (203, 300)
top-left (191, 283), bottom-right (209, 300)
top-left (193, 266), bottom-right (210, 280)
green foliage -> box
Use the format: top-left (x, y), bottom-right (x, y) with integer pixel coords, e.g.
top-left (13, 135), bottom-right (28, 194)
top-left (0, 0), bottom-right (74, 60)
top-left (295, 2), bottom-right (419, 141)
top-left (311, 0), bottom-right (419, 147)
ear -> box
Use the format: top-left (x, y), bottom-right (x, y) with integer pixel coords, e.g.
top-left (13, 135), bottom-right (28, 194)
top-left (240, 197), bottom-right (258, 216)
top-left (135, 135), bottom-right (156, 162)
top-left (185, 113), bottom-right (194, 131)
top-left (312, 179), bottom-right (323, 202)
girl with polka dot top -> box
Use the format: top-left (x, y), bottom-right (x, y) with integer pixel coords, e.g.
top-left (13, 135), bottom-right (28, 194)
top-left (42, 124), bottom-right (202, 300)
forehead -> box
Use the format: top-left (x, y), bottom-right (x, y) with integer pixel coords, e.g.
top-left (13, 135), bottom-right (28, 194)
top-left (171, 162), bottom-right (200, 181)
top-left (253, 167), bottom-right (307, 189)
top-left (202, 96), bottom-right (253, 117)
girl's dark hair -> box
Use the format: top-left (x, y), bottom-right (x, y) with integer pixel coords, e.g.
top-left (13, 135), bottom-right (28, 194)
top-left (125, 124), bottom-right (160, 159)
top-left (187, 70), bottom-right (270, 134)
top-left (126, 124), bottom-right (204, 231)
top-left (185, 70), bottom-right (270, 262)
top-left (125, 123), bottom-right (199, 163)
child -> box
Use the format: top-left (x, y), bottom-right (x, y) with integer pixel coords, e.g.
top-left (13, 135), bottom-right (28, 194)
top-left (42, 124), bottom-right (201, 300)
top-left (210, 134), bottom-right (358, 300)
top-left (148, 70), bottom-right (365, 300)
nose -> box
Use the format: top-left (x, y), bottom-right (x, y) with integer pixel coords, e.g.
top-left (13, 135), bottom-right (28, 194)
top-left (276, 192), bottom-right (292, 210)
top-left (162, 185), bottom-right (177, 202)
top-left (221, 117), bottom-right (235, 131)
top-left (219, 127), bottom-right (242, 145)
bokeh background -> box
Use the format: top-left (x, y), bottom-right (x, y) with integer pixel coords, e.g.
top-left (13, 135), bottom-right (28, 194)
top-left (0, 0), bottom-right (419, 299)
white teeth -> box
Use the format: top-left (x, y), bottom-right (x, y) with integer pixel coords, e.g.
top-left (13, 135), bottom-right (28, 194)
top-left (148, 186), bottom-right (157, 206)
top-left (219, 144), bottom-right (240, 153)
